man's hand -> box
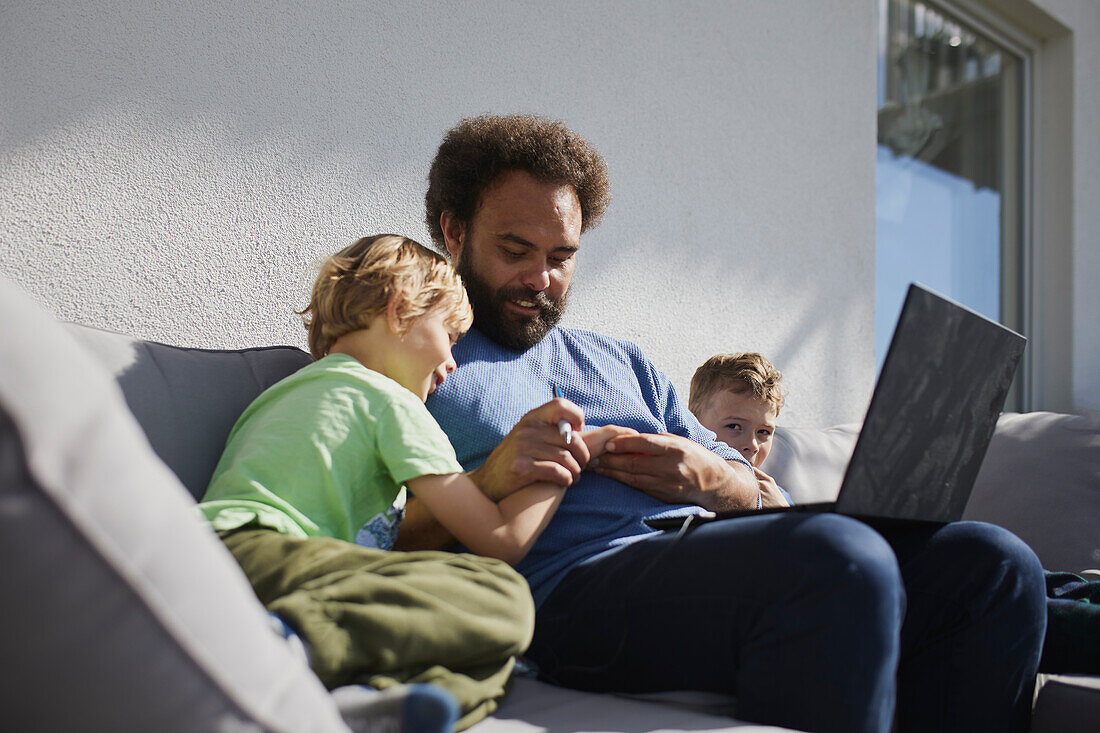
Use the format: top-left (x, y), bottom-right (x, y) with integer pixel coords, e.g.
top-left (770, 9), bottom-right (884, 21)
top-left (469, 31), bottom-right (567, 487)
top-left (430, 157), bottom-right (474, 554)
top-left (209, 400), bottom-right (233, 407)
top-left (467, 397), bottom-right (591, 501)
top-left (590, 432), bottom-right (759, 511)
top-left (396, 398), bottom-right (590, 551)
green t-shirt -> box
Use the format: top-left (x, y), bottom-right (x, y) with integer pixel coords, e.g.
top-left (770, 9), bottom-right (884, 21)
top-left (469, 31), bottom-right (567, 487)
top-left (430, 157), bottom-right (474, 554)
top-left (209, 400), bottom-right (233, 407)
top-left (198, 353), bottom-right (464, 548)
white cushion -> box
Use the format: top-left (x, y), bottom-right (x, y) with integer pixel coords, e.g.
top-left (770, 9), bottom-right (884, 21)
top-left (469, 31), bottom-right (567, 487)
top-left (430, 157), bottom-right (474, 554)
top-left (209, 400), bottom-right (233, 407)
top-left (766, 424), bottom-right (859, 504)
top-left (0, 276), bottom-right (349, 732)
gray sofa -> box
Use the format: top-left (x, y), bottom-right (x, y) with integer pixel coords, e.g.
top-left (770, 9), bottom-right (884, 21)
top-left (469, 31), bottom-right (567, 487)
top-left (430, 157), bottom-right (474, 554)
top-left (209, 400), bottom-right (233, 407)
top-left (2, 275), bottom-right (1097, 732)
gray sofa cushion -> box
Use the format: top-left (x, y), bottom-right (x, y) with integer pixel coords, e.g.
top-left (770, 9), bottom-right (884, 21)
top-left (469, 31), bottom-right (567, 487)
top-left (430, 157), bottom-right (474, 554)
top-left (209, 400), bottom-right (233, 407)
top-left (0, 277), bottom-right (348, 732)
top-left (68, 325), bottom-right (311, 500)
top-left (963, 411), bottom-right (1100, 574)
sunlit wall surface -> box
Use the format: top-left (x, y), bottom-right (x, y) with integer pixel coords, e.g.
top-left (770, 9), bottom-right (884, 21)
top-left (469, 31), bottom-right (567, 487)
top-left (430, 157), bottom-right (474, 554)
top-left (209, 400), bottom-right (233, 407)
top-left (0, 1), bottom-right (879, 428)
top-left (876, 0), bottom-right (1022, 372)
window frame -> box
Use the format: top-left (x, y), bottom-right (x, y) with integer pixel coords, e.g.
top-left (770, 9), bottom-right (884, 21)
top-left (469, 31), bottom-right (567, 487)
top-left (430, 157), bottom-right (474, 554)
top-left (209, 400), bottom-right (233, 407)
top-left (949, 0), bottom-right (1038, 412)
top-left (878, 0), bottom-right (1039, 410)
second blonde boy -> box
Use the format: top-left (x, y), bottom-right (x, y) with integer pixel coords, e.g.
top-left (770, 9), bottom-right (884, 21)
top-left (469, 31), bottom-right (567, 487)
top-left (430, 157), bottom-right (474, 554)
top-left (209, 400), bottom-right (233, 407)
top-left (689, 352), bottom-right (789, 507)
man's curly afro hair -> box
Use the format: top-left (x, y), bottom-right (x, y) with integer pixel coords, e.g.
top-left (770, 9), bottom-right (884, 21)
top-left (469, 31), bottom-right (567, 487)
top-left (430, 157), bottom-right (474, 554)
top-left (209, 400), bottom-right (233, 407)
top-left (425, 114), bottom-right (611, 247)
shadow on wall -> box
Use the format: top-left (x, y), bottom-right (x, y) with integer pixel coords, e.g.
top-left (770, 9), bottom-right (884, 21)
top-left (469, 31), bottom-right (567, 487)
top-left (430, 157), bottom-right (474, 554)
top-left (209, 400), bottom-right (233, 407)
top-left (2, 3), bottom-right (434, 154)
top-left (0, 2), bottom-right (635, 351)
top-left (0, 1), bottom-right (463, 340)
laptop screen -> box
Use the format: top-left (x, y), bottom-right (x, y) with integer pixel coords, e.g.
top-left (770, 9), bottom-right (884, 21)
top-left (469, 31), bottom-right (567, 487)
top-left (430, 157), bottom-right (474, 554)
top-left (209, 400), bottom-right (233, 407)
top-left (836, 284), bottom-right (1026, 523)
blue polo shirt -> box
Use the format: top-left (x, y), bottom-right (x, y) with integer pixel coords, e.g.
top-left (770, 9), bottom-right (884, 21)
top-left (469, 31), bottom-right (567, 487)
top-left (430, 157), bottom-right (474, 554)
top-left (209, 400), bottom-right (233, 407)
top-left (426, 326), bottom-right (753, 605)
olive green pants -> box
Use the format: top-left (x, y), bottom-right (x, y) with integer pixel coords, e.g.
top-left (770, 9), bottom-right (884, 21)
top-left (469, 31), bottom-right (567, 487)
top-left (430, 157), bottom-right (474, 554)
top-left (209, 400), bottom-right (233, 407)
top-left (220, 528), bottom-right (535, 730)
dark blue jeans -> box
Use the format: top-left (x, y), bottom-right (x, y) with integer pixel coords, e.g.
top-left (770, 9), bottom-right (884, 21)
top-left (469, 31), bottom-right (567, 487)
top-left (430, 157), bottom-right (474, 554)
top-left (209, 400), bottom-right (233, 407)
top-left (526, 514), bottom-right (1046, 733)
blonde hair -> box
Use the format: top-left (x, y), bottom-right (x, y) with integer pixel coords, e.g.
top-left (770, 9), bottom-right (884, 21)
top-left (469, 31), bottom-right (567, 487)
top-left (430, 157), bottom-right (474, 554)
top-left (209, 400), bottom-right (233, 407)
top-left (299, 234), bottom-right (473, 360)
top-left (689, 352), bottom-right (785, 416)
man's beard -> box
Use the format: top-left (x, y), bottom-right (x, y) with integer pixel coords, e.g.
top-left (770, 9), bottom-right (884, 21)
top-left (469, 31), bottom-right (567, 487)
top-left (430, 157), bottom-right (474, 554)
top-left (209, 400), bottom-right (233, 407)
top-left (454, 253), bottom-right (567, 351)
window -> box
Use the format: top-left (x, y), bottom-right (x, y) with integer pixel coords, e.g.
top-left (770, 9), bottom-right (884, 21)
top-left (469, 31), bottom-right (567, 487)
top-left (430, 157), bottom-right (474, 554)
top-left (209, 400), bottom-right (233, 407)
top-left (876, 0), bottom-right (1028, 407)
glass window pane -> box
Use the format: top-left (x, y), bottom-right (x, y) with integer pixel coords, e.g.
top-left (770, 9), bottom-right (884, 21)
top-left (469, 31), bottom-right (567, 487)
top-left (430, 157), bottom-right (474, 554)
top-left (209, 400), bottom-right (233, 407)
top-left (876, 0), bottom-right (1022, 372)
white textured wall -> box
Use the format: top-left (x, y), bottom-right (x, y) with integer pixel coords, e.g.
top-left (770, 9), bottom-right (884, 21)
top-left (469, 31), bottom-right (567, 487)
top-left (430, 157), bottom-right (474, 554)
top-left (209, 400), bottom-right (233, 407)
top-left (2, 1), bottom-right (876, 427)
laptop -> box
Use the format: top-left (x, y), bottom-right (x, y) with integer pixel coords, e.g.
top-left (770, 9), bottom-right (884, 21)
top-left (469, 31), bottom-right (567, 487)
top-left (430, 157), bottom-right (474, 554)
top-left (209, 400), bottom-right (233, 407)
top-left (646, 283), bottom-right (1026, 530)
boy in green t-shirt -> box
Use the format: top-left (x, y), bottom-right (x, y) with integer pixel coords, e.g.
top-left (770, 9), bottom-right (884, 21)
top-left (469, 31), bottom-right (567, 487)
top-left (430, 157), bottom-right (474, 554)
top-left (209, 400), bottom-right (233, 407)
top-left (200, 234), bottom-right (630, 730)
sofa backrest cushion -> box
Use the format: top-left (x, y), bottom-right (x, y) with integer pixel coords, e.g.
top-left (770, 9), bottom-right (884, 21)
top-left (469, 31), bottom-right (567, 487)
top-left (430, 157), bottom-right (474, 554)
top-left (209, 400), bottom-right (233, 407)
top-left (766, 424), bottom-right (859, 505)
top-left (0, 276), bottom-right (348, 732)
top-left (68, 324), bottom-right (311, 500)
top-left (962, 411), bottom-right (1100, 574)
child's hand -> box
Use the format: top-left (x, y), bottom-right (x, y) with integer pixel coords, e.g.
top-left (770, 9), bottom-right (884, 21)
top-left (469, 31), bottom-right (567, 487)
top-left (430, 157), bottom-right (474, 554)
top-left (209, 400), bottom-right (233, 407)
top-left (754, 466), bottom-right (790, 508)
top-left (579, 425), bottom-right (639, 467)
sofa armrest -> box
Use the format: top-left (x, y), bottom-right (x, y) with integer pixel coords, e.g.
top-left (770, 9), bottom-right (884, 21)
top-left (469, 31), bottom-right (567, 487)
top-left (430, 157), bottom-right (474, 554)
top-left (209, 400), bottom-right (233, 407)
top-left (1, 276), bottom-right (348, 732)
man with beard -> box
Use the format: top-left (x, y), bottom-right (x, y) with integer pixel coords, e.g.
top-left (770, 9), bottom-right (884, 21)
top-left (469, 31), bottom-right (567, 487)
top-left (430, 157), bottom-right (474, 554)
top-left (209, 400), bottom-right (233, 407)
top-left (398, 114), bottom-right (1046, 733)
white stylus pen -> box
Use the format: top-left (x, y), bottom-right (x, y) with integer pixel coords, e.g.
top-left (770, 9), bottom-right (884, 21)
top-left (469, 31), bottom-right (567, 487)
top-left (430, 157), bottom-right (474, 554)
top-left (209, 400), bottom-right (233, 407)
top-left (551, 384), bottom-right (572, 444)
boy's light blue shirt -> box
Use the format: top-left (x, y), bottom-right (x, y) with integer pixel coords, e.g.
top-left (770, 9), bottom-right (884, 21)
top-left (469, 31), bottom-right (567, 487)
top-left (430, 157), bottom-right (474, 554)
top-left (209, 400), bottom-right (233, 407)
top-left (427, 326), bottom-right (757, 605)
